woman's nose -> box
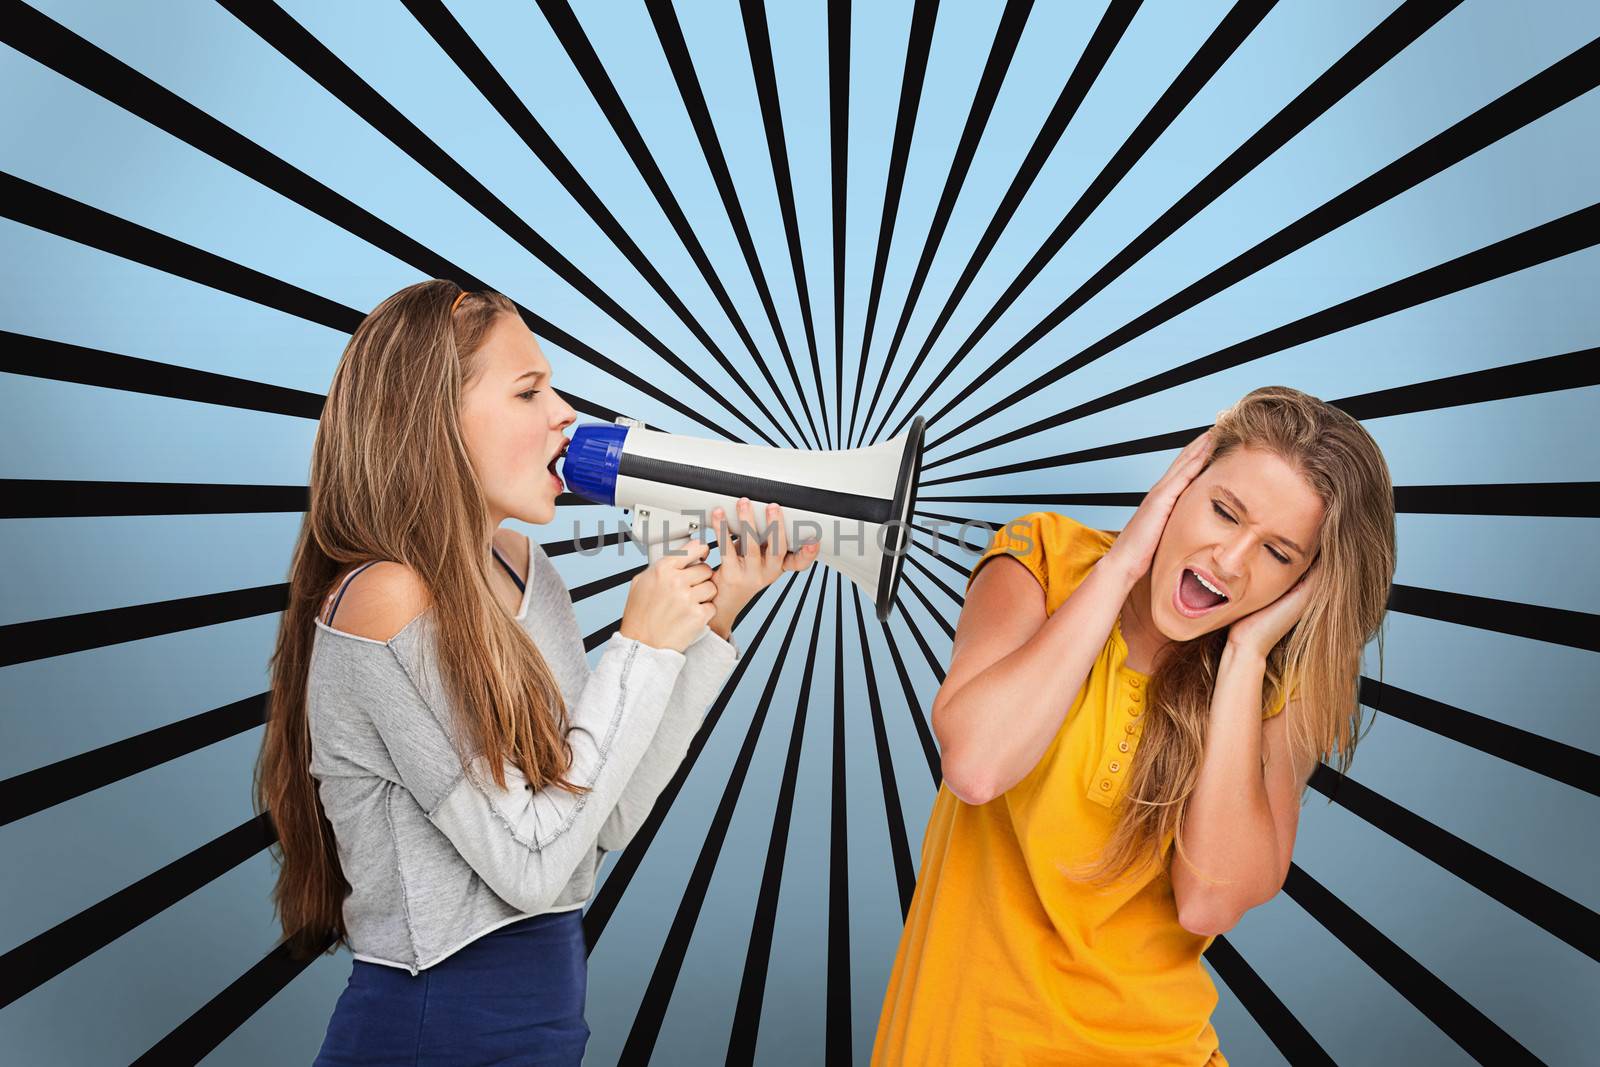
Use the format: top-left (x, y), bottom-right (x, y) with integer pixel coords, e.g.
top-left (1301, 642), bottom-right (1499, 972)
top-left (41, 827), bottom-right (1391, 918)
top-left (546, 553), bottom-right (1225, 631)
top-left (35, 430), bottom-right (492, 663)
top-left (552, 392), bottom-right (576, 429)
top-left (1214, 537), bottom-right (1250, 580)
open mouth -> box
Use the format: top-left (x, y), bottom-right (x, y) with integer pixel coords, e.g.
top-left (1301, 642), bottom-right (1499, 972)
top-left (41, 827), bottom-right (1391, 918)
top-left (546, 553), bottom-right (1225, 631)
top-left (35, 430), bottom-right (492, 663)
top-left (1174, 567), bottom-right (1229, 618)
top-left (547, 440), bottom-right (568, 488)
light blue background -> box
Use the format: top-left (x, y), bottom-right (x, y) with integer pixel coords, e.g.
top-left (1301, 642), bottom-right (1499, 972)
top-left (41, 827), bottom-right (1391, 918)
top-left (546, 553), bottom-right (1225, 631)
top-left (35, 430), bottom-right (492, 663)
top-left (2, 1), bottom-right (1596, 1063)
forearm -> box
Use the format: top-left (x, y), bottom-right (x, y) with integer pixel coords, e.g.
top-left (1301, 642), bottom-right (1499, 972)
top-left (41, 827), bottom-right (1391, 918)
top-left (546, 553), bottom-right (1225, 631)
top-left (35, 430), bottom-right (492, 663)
top-left (937, 559), bottom-right (1133, 802)
top-left (597, 627), bottom-right (738, 851)
top-left (1172, 642), bottom-right (1280, 933)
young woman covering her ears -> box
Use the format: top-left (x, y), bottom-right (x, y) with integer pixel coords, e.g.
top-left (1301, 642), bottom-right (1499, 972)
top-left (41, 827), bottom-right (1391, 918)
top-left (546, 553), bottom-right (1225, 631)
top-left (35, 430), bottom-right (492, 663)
top-left (872, 387), bottom-right (1396, 1066)
top-left (255, 281), bottom-right (818, 1065)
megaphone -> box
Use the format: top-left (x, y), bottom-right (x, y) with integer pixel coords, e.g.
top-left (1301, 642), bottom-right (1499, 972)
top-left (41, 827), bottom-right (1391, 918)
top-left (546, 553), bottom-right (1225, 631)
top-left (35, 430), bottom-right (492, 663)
top-left (560, 416), bottom-right (925, 621)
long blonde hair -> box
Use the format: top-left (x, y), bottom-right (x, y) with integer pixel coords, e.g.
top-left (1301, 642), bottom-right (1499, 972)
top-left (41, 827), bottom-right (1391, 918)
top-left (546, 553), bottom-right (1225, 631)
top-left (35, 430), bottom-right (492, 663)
top-left (1076, 386), bottom-right (1396, 888)
top-left (255, 280), bottom-right (578, 958)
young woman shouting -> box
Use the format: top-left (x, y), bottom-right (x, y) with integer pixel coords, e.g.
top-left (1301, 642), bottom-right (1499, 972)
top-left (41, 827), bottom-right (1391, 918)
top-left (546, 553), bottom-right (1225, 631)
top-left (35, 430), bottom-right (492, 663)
top-left (255, 281), bottom-right (817, 1065)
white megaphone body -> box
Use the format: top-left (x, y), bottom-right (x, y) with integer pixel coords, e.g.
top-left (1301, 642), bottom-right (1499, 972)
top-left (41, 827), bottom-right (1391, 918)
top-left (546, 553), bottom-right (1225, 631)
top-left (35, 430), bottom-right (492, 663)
top-left (559, 416), bottom-right (925, 621)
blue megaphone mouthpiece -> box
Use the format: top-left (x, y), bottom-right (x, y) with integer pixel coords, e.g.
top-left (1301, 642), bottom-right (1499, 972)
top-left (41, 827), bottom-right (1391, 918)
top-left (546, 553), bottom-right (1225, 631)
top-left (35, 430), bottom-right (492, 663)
top-left (560, 423), bottom-right (630, 506)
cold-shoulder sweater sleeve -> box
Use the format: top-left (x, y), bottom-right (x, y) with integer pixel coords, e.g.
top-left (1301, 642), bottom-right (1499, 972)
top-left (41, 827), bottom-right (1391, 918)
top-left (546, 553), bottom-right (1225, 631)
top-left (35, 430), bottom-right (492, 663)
top-left (371, 617), bottom-right (687, 916)
top-left (596, 625), bottom-right (741, 853)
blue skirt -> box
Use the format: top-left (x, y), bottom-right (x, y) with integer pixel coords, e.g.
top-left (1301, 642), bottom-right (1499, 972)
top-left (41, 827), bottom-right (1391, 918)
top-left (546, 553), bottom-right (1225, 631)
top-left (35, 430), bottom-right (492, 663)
top-left (313, 910), bottom-right (589, 1066)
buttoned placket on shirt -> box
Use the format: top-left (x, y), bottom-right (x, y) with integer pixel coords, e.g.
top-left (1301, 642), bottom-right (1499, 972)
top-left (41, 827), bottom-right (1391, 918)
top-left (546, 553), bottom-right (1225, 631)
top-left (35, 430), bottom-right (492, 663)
top-left (1089, 664), bottom-right (1147, 809)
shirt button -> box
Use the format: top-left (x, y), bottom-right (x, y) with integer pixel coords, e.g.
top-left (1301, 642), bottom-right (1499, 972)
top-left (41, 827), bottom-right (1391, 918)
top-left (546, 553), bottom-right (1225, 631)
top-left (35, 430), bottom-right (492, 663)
top-left (1118, 740), bottom-right (1130, 752)
top-left (1129, 677), bottom-right (1141, 688)
top-left (1109, 761), bottom-right (1121, 773)
top-left (1125, 722), bottom-right (1137, 734)
top-left (1130, 690), bottom-right (1143, 703)
top-left (1130, 706), bottom-right (1143, 717)
top-left (1100, 780), bottom-right (1111, 791)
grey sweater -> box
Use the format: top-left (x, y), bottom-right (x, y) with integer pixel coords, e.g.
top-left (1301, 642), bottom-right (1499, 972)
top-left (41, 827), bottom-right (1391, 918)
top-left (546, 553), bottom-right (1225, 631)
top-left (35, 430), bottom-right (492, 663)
top-left (306, 536), bottom-right (739, 974)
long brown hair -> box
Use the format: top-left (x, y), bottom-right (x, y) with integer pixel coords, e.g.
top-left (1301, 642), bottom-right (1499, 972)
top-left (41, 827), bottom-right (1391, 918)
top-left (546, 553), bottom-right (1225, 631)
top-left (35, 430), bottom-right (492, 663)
top-left (255, 280), bottom-right (579, 957)
top-left (1074, 386), bottom-right (1396, 888)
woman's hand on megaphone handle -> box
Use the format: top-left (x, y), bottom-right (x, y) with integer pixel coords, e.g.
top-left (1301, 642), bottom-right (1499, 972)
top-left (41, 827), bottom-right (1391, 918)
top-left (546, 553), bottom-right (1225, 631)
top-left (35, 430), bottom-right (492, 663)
top-left (617, 538), bottom-right (717, 653)
top-left (708, 499), bottom-right (820, 638)
top-left (1099, 429), bottom-right (1215, 586)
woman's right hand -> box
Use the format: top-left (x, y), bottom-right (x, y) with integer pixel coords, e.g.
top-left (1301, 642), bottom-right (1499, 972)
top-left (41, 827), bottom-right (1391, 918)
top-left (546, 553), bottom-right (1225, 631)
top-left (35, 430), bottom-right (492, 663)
top-left (1099, 429), bottom-right (1216, 586)
top-left (618, 538), bottom-right (717, 653)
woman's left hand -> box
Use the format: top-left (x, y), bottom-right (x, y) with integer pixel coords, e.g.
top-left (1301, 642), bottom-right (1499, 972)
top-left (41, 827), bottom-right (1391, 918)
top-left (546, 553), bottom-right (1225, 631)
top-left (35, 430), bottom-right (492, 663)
top-left (1227, 557), bottom-right (1321, 659)
top-left (707, 498), bottom-right (820, 639)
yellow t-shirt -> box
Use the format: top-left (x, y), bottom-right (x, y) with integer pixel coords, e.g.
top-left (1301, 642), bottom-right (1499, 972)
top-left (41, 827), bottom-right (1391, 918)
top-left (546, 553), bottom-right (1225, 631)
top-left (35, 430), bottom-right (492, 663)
top-left (871, 512), bottom-right (1287, 1067)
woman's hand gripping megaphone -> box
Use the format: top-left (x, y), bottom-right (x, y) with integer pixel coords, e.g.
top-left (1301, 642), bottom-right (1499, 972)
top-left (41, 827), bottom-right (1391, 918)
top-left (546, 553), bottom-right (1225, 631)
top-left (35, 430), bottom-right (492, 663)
top-left (705, 498), bottom-right (820, 640)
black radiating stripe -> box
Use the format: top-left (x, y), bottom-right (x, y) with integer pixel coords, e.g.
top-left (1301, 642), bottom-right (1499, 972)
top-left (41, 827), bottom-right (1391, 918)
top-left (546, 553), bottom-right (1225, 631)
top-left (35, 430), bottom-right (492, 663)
top-left (543, 530), bottom-right (633, 557)
top-left (826, 577), bottom-right (853, 1065)
top-left (619, 570), bottom-right (821, 1062)
top-left (618, 453), bottom-right (894, 524)
top-left (643, 0), bottom-right (821, 450)
top-left (1311, 766), bottom-right (1599, 961)
top-left (0, 814), bottom-right (275, 1009)
top-left (130, 930), bottom-right (331, 1066)
top-left (903, 547), bottom-right (970, 608)
top-left (845, 0), bottom-right (940, 449)
top-left (1204, 936), bottom-right (1336, 1066)
top-left (1284, 863), bottom-right (1541, 1063)
top-left (851, 585), bottom-right (918, 917)
top-left (852, 0), bottom-right (1036, 448)
top-left (897, 567), bottom-right (956, 641)
top-left (583, 619), bottom-right (621, 654)
top-left (830, 0), bottom-right (851, 453)
top-left (912, 530), bottom-right (983, 580)
top-left (919, 483), bottom-right (1600, 518)
top-left (584, 578), bottom-right (799, 950)
top-left (740, 0), bottom-right (831, 448)
top-left (877, 0), bottom-right (1266, 447)
top-left (1392, 482), bottom-right (1599, 518)
top-left (925, 34), bottom-right (1600, 457)
top-left (889, 0), bottom-right (1466, 444)
top-left (1361, 677), bottom-right (1599, 797)
top-left (726, 579), bottom-right (830, 1064)
top-left (1389, 583), bottom-right (1597, 652)
top-left (1, 584), bottom-right (287, 668)
top-left (203, 0), bottom-right (737, 443)
top-left (400, 0), bottom-right (801, 451)
top-left (566, 564), bottom-right (645, 604)
top-left (0, 331), bottom-right (323, 419)
top-left (0, 479), bottom-right (603, 519)
top-left (893, 587), bottom-right (950, 685)
top-left (534, 0), bottom-right (813, 449)
top-left (921, 348), bottom-right (1600, 486)
top-left (1, 521), bottom-right (614, 667)
top-left (2, 480), bottom-right (309, 518)
top-left (0, 695), bottom-right (266, 827)
top-left (0, 171), bottom-right (359, 332)
top-left (879, 607), bottom-right (944, 783)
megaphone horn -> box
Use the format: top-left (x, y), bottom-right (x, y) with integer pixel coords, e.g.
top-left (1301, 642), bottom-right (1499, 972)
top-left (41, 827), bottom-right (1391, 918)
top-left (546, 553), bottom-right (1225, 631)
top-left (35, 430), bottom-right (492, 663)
top-left (561, 416), bottom-right (925, 621)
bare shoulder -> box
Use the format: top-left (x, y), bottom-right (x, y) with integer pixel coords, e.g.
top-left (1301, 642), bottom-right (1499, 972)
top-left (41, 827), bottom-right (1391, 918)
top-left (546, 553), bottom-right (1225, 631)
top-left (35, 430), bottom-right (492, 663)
top-left (324, 561), bottom-right (432, 642)
top-left (492, 526), bottom-right (532, 580)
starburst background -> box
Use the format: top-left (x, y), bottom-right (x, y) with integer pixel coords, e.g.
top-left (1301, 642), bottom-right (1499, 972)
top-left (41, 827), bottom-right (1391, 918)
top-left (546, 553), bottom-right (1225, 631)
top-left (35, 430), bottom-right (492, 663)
top-left (2, 1), bottom-right (1597, 1064)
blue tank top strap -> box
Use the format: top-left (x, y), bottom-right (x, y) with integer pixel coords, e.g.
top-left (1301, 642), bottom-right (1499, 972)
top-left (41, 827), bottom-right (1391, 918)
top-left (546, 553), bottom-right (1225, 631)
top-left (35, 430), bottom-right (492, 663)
top-left (491, 544), bottom-right (526, 593)
top-left (323, 560), bottom-right (382, 626)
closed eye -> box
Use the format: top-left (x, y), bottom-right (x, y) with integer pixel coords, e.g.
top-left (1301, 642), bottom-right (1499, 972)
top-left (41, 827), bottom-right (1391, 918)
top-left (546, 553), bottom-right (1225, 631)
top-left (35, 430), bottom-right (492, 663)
top-left (1213, 501), bottom-right (1291, 564)
top-left (517, 389), bottom-right (541, 400)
